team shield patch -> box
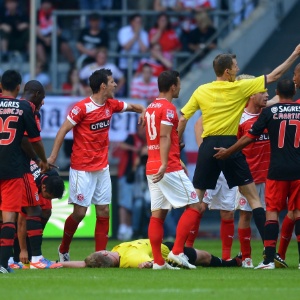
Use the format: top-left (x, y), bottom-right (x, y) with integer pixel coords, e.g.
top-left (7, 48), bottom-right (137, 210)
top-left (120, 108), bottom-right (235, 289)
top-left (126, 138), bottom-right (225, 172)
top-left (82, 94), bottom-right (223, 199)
top-left (166, 109), bottom-right (174, 120)
top-left (239, 197), bottom-right (247, 207)
top-left (77, 194), bottom-right (84, 201)
top-left (191, 191), bottom-right (197, 199)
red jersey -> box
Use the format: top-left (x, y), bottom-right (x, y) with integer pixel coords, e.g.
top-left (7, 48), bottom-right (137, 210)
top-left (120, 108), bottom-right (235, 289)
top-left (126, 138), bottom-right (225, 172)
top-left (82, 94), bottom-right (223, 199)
top-left (145, 98), bottom-right (182, 175)
top-left (67, 97), bottom-right (126, 171)
top-left (238, 110), bottom-right (270, 183)
top-left (149, 28), bottom-right (181, 53)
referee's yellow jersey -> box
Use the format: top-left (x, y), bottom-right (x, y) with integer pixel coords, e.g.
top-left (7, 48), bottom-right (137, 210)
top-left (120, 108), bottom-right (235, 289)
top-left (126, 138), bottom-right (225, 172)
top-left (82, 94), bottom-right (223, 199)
top-left (181, 75), bottom-right (266, 137)
top-left (112, 239), bottom-right (170, 268)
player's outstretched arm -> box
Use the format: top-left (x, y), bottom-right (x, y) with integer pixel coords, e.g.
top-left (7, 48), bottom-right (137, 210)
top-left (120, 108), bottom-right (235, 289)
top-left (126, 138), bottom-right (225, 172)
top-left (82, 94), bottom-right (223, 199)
top-left (59, 261), bottom-right (86, 268)
top-left (31, 140), bottom-right (49, 172)
top-left (126, 103), bottom-right (146, 125)
top-left (266, 44), bottom-right (300, 83)
top-left (213, 135), bottom-right (254, 160)
top-left (48, 119), bottom-right (74, 165)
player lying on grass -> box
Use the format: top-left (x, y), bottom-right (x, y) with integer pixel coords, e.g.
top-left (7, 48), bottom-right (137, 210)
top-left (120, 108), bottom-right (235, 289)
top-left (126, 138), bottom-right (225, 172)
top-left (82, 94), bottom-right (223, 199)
top-left (59, 239), bottom-right (242, 269)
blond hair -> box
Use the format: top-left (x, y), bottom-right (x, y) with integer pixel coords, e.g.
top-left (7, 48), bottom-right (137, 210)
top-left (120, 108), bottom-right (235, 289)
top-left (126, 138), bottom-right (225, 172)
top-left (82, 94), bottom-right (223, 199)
top-left (84, 252), bottom-right (114, 268)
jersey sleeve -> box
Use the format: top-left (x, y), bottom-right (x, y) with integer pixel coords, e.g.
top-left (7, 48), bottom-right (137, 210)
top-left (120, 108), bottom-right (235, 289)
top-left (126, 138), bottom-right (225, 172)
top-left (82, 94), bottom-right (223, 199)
top-left (110, 99), bottom-right (127, 113)
top-left (22, 101), bottom-right (41, 142)
top-left (238, 75), bottom-right (267, 99)
top-left (67, 102), bottom-right (86, 125)
top-left (181, 90), bottom-right (201, 120)
top-left (161, 104), bottom-right (176, 126)
top-left (247, 109), bottom-right (268, 138)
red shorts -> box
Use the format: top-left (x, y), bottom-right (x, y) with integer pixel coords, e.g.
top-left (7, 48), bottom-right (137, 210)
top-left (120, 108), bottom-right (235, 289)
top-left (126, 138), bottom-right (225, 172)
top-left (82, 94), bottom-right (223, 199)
top-left (22, 173), bottom-right (40, 207)
top-left (0, 178), bottom-right (23, 212)
top-left (39, 194), bottom-right (52, 210)
top-left (265, 179), bottom-right (300, 212)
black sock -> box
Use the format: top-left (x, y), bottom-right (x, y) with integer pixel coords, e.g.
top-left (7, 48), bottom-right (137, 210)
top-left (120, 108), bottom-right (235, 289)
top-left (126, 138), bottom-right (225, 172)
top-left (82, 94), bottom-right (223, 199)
top-left (26, 216), bottom-right (43, 257)
top-left (252, 207), bottom-right (266, 243)
top-left (13, 234), bottom-right (20, 262)
top-left (0, 223), bottom-right (16, 268)
top-left (264, 220), bottom-right (279, 264)
top-left (294, 218), bottom-right (300, 263)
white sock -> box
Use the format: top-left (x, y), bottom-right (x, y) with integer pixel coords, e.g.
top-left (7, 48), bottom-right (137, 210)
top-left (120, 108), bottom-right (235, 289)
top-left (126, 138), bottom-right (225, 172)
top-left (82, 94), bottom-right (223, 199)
top-left (31, 255), bottom-right (43, 263)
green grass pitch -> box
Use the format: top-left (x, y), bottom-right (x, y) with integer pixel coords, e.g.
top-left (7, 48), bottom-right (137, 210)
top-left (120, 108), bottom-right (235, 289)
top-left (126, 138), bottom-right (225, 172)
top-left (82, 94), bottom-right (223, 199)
top-left (1, 239), bottom-right (299, 300)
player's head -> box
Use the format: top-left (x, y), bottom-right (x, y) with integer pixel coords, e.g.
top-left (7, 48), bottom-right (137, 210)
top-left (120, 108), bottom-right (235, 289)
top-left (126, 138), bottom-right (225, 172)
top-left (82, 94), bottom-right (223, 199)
top-left (84, 251), bottom-right (119, 268)
top-left (0, 69), bottom-right (21, 96)
top-left (276, 78), bottom-right (296, 100)
top-left (41, 176), bottom-right (65, 200)
top-left (89, 68), bottom-right (116, 98)
top-left (23, 80), bottom-right (45, 111)
top-left (158, 70), bottom-right (180, 98)
top-left (213, 53), bottom-right (239, 82)
top-left (293, 63), bottom-right (300, 89)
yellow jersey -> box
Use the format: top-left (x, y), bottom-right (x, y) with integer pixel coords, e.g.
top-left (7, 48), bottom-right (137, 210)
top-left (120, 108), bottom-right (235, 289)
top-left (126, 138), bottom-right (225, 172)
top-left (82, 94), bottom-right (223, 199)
top-left (181, 75), bottom-right (266, 137)
top-left (111, 239), bottom-right (170, 268)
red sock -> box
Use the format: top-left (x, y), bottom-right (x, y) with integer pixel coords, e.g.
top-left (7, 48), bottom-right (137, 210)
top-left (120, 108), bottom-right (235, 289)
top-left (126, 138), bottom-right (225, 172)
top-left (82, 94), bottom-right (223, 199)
top-left (95, 216), bottom-right (109, 251)
top-left (60, 215), bottom-right (80, 253)
top-left (148, 216), bottom-right (165, 265)
top-left (238, 227), bottom-right (251, 260)
top-left (278, 215), bottom-right (295, 259)
top-left (185, 213), bottom-right (203, 247)
top-left (221, 219), bottom-right (234, 260)
top-left (172, 208), bottom-right (201, 255)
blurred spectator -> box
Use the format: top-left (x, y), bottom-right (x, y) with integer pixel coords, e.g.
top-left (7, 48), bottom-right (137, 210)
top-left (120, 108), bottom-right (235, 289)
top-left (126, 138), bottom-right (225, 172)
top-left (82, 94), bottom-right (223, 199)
top-left (78, 0), bottom-right (113, 10)
top-left (154, 0), bottom-right (180, 11)
top-left (130, 63), bottom-right (159, 103)
top-left (117, 14), bottom-right (149, 78)
top-left (232, 0), bottom-right (256, 26)
top-left (178, 0), bottom-right (216, 51)
top-left (117, 126), bottom-right (147, 241)
top-left (76, 12), bottom-right (109, 69)
top-left (187, 11), bottom-right (217, 61)
top-left (149, 13), bottom-right (181, 60)
top-left (36, 0), bottom-right (75, 66)
top-left (0, 0), bottom-right (29, 62)
top-left (79, 47), bottom-right (125, 96)
top-left (22, 61), bottom-right (51, 91)
top-left (62, 67), bottom-right (86, 96)
top-left (136, 43), bottom-right (172, 77)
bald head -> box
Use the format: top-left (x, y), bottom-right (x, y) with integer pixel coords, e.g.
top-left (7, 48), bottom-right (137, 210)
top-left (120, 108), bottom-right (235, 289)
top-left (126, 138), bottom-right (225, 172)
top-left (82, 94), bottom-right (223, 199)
top-left (23, 80), bottom-right (45, 110)
top-left (293, 63), bottom-right (300, 89)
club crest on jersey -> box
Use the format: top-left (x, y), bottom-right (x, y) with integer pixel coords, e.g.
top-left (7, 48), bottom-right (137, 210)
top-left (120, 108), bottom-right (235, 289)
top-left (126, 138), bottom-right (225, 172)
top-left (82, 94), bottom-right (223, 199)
top-left (105, 109), bottom-right (110, 117)
top-left (77, 194), bottom-right (84, 201)
top-left (35, 192), bottom-right (39, 201)
top-left (271, 107), bottom-right (278, 113)
top-left (166, 109), bottom-right (174, 120)
top-left (239, 197), bottom-right (247, 206)
top-left (191, 191), bottom-right (197, 199)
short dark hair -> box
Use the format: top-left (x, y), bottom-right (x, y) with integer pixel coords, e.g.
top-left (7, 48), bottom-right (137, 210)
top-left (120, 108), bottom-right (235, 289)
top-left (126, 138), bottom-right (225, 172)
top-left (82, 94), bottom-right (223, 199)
top-left (89, 68), bottom-right (112, 93)
top-left (213, 54), bottom-right (236, 77)
top-left (24, 80), bottom-right (44, 94)
top-left (276, 78), bottom-right (295, 99)
top-left (1, 70), bottom-right (21, 91)
top-left (43, 176), bottom-right (65, 199)
top-left (158, 70), bottom-right (179, 92)
top-left (89, 12), bottom-right (100, 20)
top-left (129, 13), bottom-right (141, 23)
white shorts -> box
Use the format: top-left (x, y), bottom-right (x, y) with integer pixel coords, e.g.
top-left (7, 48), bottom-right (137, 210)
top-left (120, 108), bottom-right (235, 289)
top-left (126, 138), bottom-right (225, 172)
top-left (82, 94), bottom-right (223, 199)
top-left (236, 182), bottom-right (266, 211)
top-left (147, 170), bottom-right (199, 211)
top-left (68, 166), bottom-right (112, 207)
top-left (203, 172), bottom-right (237, 211)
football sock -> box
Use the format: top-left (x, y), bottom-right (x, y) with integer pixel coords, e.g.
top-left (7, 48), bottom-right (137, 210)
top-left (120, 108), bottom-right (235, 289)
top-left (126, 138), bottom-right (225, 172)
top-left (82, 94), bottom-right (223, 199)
top-left (278, 215), bottom-right (295, 259)
top-left (185, 213), bottom-right (202, 247)
top-left (27, 216), bottom-right (43, 256)
top-left (60, 214), bottom-right (80, 253)
top-left (294, 218), bottom-right (300, 262)
top-left (208, 255), bottom-right (238, 267)
top-left (148, 216), bottom-right (165, 265)
top-left (95, 216), bottom-right (109, 251)
top-left (220, 218), bottom-right (234, 260)
top-left (172, 208), bottom-right (201, 255)
top-left (238, 227), bottom-right (251, 260)
top-left (252, 207), bottom-right (266, 243)
top-left (13, 233), bottom-right (20, 263)
top-left (264, 220), bottom-right (279, 263)
top-left (0, 222), bottom-right (15, 268)
top-left (40, 216), bottom-right (49, 230)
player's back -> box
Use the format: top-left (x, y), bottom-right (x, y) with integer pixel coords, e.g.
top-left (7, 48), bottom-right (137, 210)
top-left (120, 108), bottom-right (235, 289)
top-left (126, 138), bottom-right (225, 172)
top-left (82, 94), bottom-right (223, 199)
top-left (145, 98), bottom-right (181, 175)
top-left (0, 96), bottom-right (40, 179)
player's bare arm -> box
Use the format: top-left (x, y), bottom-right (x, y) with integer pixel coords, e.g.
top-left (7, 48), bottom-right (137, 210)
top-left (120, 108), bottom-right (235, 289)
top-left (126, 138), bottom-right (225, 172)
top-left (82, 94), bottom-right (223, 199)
top-left (178, 115), bottom-right (188, 142)
top-left (48, 119), bottom-right (74, 165)
top-left (152, 123), bottom-right (172, 183)
top-left (31, 140), bottom-right (49, 173)
top-left (126, 103), bottom-right (146, 125)
top-left (213, 135), bottom-right (254, 160)
top-left (194, 116), bottom-right (204, 147)
top-left (266, 44), bottom-right (300, 83)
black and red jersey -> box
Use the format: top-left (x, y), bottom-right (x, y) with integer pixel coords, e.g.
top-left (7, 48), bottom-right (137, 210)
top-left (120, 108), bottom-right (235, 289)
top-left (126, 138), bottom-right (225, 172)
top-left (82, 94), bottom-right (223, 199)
top-left (247, 102), bottom-right (300, 180)
top-left (0, 96), bottom-right (41, 179)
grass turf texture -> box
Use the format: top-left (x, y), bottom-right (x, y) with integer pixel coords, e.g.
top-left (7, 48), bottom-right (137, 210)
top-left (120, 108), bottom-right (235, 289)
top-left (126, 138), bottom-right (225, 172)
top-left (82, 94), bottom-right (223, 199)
top-left (1, 239), bottom-right (299, 300)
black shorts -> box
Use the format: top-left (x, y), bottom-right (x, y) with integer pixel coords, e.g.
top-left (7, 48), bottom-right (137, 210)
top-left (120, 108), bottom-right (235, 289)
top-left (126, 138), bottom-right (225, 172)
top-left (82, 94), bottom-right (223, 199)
top-left (163, 242), bottom-right (197, 265)
top-left (192, 136), bottom-right (253, 190)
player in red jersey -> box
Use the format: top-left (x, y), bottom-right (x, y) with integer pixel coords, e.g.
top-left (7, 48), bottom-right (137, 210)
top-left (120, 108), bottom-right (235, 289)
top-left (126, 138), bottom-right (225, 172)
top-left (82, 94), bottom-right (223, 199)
top-left (0, 70), bottom-right (49, 274)
top-left (214, 78), bottom-right (300, 269)
top-left (145, 70), bottom-right (203, 269)
top-left (47, 69), bottom-right (145, 261)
